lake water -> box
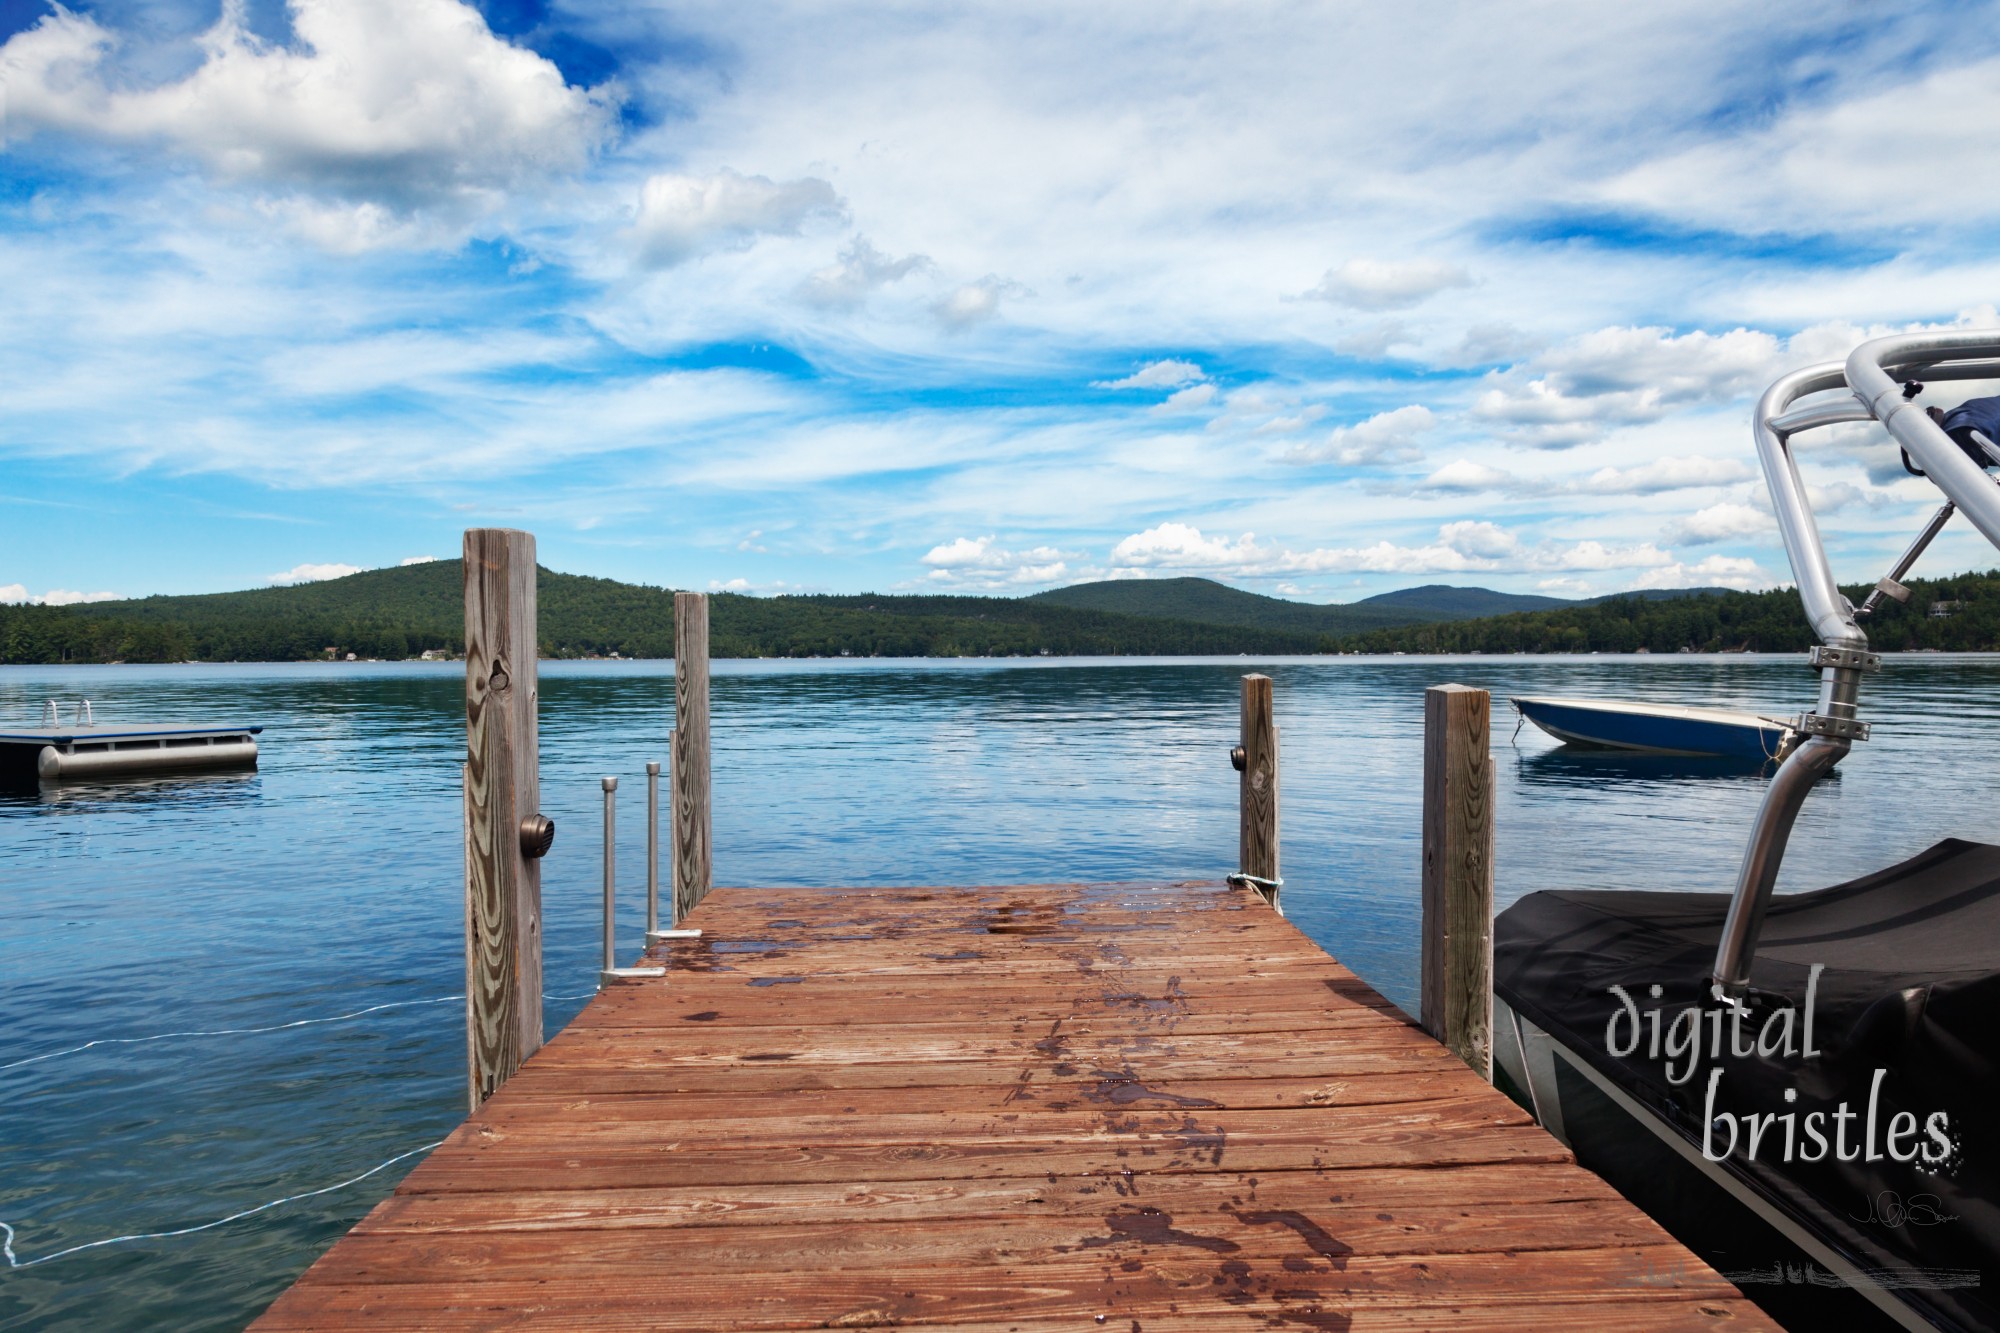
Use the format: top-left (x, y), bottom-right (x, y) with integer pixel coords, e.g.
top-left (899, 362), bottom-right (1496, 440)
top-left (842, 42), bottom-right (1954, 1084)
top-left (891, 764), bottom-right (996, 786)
top-left (3, 653), bottom-right (1997, 1330)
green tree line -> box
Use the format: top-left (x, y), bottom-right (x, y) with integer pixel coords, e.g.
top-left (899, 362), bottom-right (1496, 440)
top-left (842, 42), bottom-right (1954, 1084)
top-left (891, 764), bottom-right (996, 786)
top-left (12, 560), bottom-right (2000, 665)
top-left (1348, 571), bottom-right (2000, 654)
top-left (9, 561), bottom-right (1338, 663)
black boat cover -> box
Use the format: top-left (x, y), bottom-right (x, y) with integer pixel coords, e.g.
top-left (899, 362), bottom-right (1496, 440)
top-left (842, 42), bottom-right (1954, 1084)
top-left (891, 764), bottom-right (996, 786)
top-left (1496, 838), bottom-right (2000, 1331)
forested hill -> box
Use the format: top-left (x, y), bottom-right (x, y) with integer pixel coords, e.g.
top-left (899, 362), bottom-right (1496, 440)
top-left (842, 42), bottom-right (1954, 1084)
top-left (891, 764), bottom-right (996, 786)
top-left (1349, 570), bottom-right (2000, 654)
top-left (1031, 576), bottom-right (1570, 635)
top-left (9, 561), bottom-right (2000, 664)
top-left (2, 560), bottom-right (1341, 663)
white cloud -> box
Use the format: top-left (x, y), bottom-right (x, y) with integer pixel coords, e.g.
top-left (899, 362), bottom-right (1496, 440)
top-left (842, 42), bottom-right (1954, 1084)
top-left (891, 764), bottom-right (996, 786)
top-left (1095, 360), bottom-right (1205, 390)
top-left (1630, 555), bottom-right (1773, 591)
top-left (1579, 456), bottom-right (1756, 494)
top-left (1110, 522), bottom-right (1260, 569)
top-left (1150, 382), bottom-right (1218, 414)
top-left (633, 169), bottom-right (844, 268)
top-left (267, 561), bottom-right (362, 585)
top-left (1285, 405), bottom-right (1434, 465)
top-left (0, 0), bottom-right (613, 219)
top-left (0, 584), bottom-right (119, 605)
top-left (1106, 521), bottom-right (1673, 580)
top-left (1419, 459), bottom-right (1516, 492)
top-left (920, 534), bottom-right (1070, 587)
top-left (798, 236), bottom-right (931, 306)
top-left (932, 276), bottom-right (1029, 330)
top-left (1603, 55), bottom-right (2000, 233)
top-left (399, 555), bottom-right (438, 566)
top-left (1437, 323), bottom-right (1544, 369)
top-left (1303, 259), bottom-right (1471, 311)
top-left (1474, 325), bottom-right (1788, 448)
top-left (1661, 502), bottom-right (1771, 546)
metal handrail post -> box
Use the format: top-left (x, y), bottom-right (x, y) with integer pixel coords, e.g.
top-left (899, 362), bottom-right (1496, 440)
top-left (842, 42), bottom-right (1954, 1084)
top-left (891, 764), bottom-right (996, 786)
top-left (646, 761), bottom-right (661, 937)
top-left (601, 774), bottom-right (665, 986)
top-left (601, 776), bottom-right (617, 977)
top-left (647, 733), bottom-right (701, 946)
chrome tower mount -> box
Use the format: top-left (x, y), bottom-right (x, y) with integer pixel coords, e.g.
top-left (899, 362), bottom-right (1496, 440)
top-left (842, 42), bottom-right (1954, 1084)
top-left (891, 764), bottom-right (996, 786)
top-left (1712, 330), bottom-right (2000, 997)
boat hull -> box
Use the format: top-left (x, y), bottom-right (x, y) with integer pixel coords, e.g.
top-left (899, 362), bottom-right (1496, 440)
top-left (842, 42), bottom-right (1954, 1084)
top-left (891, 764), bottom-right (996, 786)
top-left (1514, 695), bottom-right (1790, 759)
top-left (1494, 839), bottom-right (2000, 1333)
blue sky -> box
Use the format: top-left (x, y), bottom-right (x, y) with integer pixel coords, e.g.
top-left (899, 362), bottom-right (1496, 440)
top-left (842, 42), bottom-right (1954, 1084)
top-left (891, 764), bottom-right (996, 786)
top-left (5, 1), bottom-right (2000, 605)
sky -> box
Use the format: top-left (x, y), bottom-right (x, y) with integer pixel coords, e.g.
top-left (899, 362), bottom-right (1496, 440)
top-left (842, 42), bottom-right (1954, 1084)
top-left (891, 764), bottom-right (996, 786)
top-left (5, 0), bottom-right (2000, 606)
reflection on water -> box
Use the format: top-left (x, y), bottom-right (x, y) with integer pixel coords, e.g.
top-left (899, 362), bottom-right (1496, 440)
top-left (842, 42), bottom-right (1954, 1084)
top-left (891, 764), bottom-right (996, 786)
top-left (1, 653), bottom-right (1998, 1331)
top-left (1, 771), bottom-right (266, 810)
top-left (1512, 747), bottom-right (1781, 790)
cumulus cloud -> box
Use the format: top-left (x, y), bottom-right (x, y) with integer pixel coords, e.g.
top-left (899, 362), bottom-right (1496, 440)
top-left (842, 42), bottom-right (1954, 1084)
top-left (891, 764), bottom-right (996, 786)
top-left (1630, 555), bottom-right (1773, 591)
top-left (1106, 521), bottom-right (1673, 579)
top-left (1095, 360), bottom-right (1205, 390)
top-left (399, 555), bottom-right (438, 566)
top-left (0, 0), bottom-right (614, 220)
top-left (798, 236), bottom-right (931, 306)
top-left (1474, 325), bottom-right (1786, 448)
top-left (932, 276), bottom-right (1030, 330)
top-left (1150, 382), bottom-right (1218, 414)
top-left (633, 169), bottom-right (844, 268)
top-left (267, 561), bottom-right (362, 585)
top-left (921, 534), bottom-right (1070, 587)
top-left (1419, 459), bottom-right (1516, 492)
top-left (0, 584), bottom-right (119, 605)
top-left (1660, 502), bottom-right (1771, 546)
top-left (1303, 259), bottom-right (1472, 311)
top-left (1285, 405), bottom-right (1435, 465)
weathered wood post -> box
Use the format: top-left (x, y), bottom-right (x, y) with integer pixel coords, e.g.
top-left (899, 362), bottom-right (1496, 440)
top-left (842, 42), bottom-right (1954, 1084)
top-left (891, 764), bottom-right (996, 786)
top-left (1234, 673), bottom-right (1281, 911)
top-left (463, 528), bottom-right (547, 1109)
top-left (1421, 683), bottom-right (1494, 1080)
top-left (672, 592), bottom-right (712, 923)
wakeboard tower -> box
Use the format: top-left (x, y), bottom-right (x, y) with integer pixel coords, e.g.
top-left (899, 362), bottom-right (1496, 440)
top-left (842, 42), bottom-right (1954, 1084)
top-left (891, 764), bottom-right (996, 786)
top-left (1494, 330), bottom-right (2000, 1332)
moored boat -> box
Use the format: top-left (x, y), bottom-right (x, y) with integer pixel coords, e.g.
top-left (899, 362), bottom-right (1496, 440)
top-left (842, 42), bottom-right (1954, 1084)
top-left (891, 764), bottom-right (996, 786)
top-left (1512, 694), bottom-right (1797, 760)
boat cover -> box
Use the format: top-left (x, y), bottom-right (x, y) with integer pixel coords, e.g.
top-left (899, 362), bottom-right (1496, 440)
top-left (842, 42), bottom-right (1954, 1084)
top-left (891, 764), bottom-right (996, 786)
top-left (1496, 838), bottom-right (2000, 1331)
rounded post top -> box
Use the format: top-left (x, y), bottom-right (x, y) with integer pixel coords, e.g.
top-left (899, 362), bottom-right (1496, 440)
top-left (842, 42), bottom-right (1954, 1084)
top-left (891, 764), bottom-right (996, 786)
top-left (601, 776), bottom-right (618, 791)
top-left (646, 761), bottom-right (661, 776)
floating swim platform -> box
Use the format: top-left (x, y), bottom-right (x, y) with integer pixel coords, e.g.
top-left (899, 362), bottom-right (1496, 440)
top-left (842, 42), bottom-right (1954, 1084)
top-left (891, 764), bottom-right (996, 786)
top-left (0, 703), bottom-right (260, 781)
top-left (1512, 695), bottom-right (1795, 761)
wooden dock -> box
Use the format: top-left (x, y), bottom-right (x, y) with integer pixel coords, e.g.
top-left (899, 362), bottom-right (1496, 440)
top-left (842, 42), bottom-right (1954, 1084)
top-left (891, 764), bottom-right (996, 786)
top-left (254, 880), bottom-right (1769, 1330)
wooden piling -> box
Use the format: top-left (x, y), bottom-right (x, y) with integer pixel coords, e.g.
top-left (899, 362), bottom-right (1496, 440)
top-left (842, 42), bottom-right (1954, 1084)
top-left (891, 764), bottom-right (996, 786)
top-left (672, 591), bottom-right (712, 923)
top-left (1237, 673), bottom-right (1280, 910)
top-left (1421, 683), bottom-right (1494, 1080)
top-left (462, 529), bottom-right (543, 1109)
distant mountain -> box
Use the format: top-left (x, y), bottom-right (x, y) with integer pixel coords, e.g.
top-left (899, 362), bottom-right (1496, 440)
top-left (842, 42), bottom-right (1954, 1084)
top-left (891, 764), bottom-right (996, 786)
top-left (1035, 576), bottom-right (1731, 637)
top-left (1031, 577), bottom-right (1441, 637)
top-left (29, 561), bottom-right (1339, 663)
top-left (1352, 584), bottom-right (1570, 617)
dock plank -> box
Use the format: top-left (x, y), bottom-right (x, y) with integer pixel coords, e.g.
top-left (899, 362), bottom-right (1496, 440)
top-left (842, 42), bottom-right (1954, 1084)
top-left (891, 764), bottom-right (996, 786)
top-left (252, 881), bottom-right (1771, 1330)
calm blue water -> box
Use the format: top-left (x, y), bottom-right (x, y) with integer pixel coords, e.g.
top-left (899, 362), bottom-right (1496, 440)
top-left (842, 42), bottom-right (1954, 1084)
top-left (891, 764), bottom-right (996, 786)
top-left (2, 654), bottom-right (1997, 1330)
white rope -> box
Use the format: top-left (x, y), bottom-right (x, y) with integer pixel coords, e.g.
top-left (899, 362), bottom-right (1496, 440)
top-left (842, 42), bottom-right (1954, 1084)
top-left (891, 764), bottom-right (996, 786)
top-left (0, 1137), bottom-right (447, 1270)
top-left (0, 989), bottom-right (603, 1075)
top-left (0, 996), bottom-right (467, 1074)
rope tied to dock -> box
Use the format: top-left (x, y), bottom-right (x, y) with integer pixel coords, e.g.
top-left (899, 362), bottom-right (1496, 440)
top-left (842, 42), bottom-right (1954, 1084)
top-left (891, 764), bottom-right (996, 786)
top-left (1226, 872), bottom-right (1283, 892)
